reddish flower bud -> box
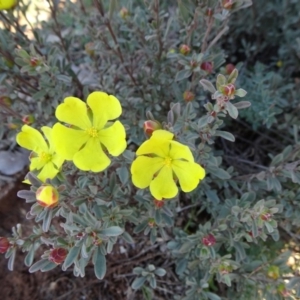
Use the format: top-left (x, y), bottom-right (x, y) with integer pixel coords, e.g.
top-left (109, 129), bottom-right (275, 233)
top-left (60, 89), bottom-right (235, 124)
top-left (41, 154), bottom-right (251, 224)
top-left (36, 185), bottom-right (59, 208)
top-left (183, 91), bottom-right (195, 102)
top-left (144, 120), bottom-right (162, 137)
top-left (49, 248), bottom-right (68, 264)
top-left (22, 114), bottom-right (35, 125)
top-left (225, 63), bottom-right (235, 75)
top-left (0, 237), bottom-right (10, 254)
top-left (210, 111), bottom-right (217, 118)
top-left (154, 199), bottom-right (164, 209)
top-left (201, 61), bottom-right (214, 74)
top-left (206, 8), bottom-right (213, 17)
top-left (202, 234), bottom-right (216, 246)
top-left (179, 44), bottom-right (191, 55)
top-left (222, 0), bottom-right (234, 9)
top-left (260, 212), bottom-right (272, 221)
top-left (190, 60), bottom-right (198, 68)
top-left (30, 57), bottom-right (40, 67)
top-left (222, 83), bottom-right (235, 97)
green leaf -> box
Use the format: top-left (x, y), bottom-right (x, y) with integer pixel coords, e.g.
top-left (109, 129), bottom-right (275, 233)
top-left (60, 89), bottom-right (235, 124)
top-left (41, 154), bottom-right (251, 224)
top-left (122, 231), bottom-right (135, 244)
top-left (131, 276), bottom-right (147, 290)
top-left (215, 130), bottom-right (235, 142)
top-left (199, 79), bottom-right (216, 93)
top-left (228, 68), bottom-right (238, 84)
top-left (101, 226), bottom-right (124, 237)
top-left (226, 101), bottom-right (239, 119)
top-left (233, 101), bottom-right (251, 109)
top-left (29, 259), bottom-right (50, 273)
top-left (216, 74), bottom-right (226, 90)
top-left (63, 245), bottom-right (81, 269)
top-left (155, 268), bottom-right (166, 277)
top-left (235, 88), bottom-right (247, 97)
top-left (175, 69), bottom-right (192, 81)
top-left (206, 292), bottom-right (222, 300)
top-left (24, 245), bottom-right (35, 267)
top-left (116, 166), bottom-right (129, 185)
top-left (93, 247), bottom-right (107, 280)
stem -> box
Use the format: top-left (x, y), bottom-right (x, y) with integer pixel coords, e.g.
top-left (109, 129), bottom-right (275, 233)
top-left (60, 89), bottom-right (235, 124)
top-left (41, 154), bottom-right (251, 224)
top-left (93, 0), bottom-right (138, 86)
top-left (47, 0), bottom-right (83, 95)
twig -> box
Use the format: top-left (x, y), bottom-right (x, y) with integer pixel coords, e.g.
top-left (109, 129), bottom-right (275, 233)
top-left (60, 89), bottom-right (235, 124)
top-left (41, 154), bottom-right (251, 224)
top-left (154, 0), bottom-right (163, 60)
top-left (93, 0), bottom-right (138, 86)
top-left (47, 0), bottom-right (83, 95)
top-left (206, 25), bottom-right (229, 52)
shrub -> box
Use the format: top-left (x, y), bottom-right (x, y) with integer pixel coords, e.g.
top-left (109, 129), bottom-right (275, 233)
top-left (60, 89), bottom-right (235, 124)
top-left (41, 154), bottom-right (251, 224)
top-left (0, 0), bottom-right (300, 299)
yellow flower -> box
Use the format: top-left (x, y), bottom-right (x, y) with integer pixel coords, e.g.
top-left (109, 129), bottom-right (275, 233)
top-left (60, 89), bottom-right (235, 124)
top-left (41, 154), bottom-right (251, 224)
top-left (16, 125), bottom-right (64, 182)
top-left (52, 91), bottom-right (126, 172)
top-left (131, 130), bottom-right (205, 200)
top-left (0, 0), bottom-right (16, 10)
top-left (36, 185), bottom-right (59, 207)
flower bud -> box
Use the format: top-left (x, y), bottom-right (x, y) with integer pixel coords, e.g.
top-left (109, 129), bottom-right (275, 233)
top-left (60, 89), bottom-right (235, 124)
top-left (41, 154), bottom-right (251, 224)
top-left (148, 218), bottom-right (155, 228)
top-left (22, 114), bottom-right (35, 125)
top-left (7, 122), bottom-right (19, 129)
top-left (225, 63), bottom-right (235, 75)
top-left (200, 61), bottom-right (213, 74)
top-left (30, 57), bottom-right (41, 67)
top-left (36, 185), bottom-right (59, 208)
top-left (206, 8), bottom-right (213, 17)
top-left (85, 42), bottom-right (95, 57)
top-left (49, 248), bottom-right (68, 264)
top-left (222, 83), bottom-right (235, 97)
top-left (183, 91), bottom-right (195, 102)
top-left (154, 199), bottom-right (164, 209)
top-left (0, 237), bottom-right (10, 254)
top-left (222, 0), bottom-right (234, 9)
top-left (202, 234), bottom-right (216, 246)
top-left (0, 96), bottom-right (12, 106)
top-left (260, 212), bottom-right (272, 221)
top-left (144, 120), bottom-right (162, 137)
top-left (179, 44), bottom-right (191, 55)
top-left (267, 265), bottom-right (280, 280)
top-left (120, 7), bottom-right (129, 19)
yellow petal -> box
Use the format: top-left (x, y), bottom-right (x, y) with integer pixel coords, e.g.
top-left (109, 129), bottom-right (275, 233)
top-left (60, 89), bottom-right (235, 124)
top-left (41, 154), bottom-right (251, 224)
top-left (131, 156), bottom-right (164, 188)
top-left (73, 138), bottom-right (110, 172)
top-left (149, 166), bottom-right (178, 200)
top-left (98, 121), bottom-right (127, 156)
top-left (169, 141), bottom-right (194, 162)
top-left (55, 97), bottom-right (91, 129)
top-left (136, 138), bottom-right (170, 157)
top-left (172, 160), bottom-right (205, 192)
top-left (30, 157), bottom-right (45, 170)
top-left (52, 153), bottom-right (64, 169)
top-left (87, 91), bottom-right (122, 129)
top-left (52, 123), bottom-right (89, 160)
top-left (151, 130), bottom-right (174, 140)
top-left (16, 125), bottom-right (48, 153)
top-left (37, 162), bottom-right (60, 182)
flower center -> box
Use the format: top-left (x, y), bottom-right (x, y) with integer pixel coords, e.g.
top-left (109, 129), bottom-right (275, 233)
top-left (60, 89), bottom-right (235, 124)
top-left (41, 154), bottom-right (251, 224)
top-left (164, 156), bottom-right (173, 167)
top-left (39, 152), bottom-right (52, 163)
top-left (86, 127), bottom-right (98, 138)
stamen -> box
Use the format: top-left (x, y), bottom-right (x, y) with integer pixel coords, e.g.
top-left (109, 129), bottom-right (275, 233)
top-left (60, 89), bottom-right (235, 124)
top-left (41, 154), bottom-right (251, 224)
top-left (86, 127), bottom-right (98, 137)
